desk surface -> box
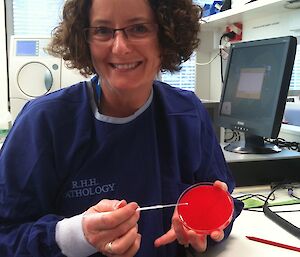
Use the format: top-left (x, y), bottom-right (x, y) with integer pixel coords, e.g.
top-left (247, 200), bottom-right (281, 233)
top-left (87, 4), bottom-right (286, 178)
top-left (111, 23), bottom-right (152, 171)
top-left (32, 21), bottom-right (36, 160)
top-left (204, 208), bottom-right (300, 257)
top-left (203, 187), bottom-right (300, 257)
top-left (221, 143), bottom-right (300, 163)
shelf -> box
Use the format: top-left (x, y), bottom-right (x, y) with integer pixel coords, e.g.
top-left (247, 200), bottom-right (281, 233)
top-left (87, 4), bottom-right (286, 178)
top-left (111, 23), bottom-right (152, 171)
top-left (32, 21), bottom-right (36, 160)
top-left (200, 0), bottom-right (292, 31)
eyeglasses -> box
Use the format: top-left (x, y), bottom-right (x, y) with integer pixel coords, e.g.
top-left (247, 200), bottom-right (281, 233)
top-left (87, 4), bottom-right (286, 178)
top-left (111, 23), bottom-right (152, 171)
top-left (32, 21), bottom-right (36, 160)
top-left (84, 23), bottom-right (158, 43)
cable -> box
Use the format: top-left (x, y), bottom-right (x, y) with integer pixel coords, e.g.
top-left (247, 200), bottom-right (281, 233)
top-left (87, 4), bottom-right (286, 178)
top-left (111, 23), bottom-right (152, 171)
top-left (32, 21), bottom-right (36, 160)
top-left (235, 193), bottom-right (274, 202)
top-left (235, 193), bottom-right (275, 211)
top-left (195, 52), bottom-right (220, 66)
top-left (288, 187), bottom-right (300, 200)
top-left (263, 183), bottom-right (300, 238)
top-left (237, 184), bottom-right (300, 214)
top-left (264, 137), bottom-right (300, 151)
top-left (219, 31), bottom-right (236, 84)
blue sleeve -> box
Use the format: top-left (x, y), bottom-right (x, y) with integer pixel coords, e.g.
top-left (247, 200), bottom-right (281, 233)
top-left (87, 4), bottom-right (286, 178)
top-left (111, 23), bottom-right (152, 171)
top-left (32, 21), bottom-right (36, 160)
top-left (193, 97), bottom-right (244, 246)
top-left (0, 104), bottom-right (64, 256)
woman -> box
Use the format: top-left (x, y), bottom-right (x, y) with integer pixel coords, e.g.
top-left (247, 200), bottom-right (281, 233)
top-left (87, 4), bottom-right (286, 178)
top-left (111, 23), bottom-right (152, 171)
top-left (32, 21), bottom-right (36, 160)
top-left (0, 0), bottom-right (243, 256)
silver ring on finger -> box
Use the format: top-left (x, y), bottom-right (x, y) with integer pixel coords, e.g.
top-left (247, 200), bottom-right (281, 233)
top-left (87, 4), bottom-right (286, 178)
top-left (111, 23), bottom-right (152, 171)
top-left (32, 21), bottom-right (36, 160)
top-left (106, 241), bottom-right (114, 254)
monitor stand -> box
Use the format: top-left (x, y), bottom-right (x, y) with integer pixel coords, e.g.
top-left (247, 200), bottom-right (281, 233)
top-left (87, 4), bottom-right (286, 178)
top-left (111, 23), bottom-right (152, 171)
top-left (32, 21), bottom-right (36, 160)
top-left (224, 134), bottom-right (281, 154)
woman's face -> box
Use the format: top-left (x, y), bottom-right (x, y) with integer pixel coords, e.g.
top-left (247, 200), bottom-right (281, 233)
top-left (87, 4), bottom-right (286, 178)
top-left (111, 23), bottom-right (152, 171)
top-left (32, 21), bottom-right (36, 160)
top-left (88, 0), bottom-right (161, 97)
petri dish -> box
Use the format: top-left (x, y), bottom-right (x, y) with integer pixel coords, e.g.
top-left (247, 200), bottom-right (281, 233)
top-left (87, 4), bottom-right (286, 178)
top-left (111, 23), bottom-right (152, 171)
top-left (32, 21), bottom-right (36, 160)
top-left (177, 183), bottom-right (234, 234)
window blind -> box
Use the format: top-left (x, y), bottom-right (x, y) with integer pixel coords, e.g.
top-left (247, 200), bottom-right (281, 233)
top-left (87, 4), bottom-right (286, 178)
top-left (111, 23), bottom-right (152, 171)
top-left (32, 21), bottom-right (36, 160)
top-left (13, 0), bottom-right (64, 36)
top-left (290, 44), bottom-right (300, 91)
top-left (161, 54), bottom-right (196, 92)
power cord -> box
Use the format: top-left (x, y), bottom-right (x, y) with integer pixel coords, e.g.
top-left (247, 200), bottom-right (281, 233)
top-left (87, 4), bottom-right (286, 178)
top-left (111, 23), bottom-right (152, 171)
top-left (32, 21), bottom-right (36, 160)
top-left (237, 183), bottom-right (300, 215)
top-left (264, 137), bottom-right (300, 151)
top-left (263, 183), bottom-right (300, 238)
top-left (223, 132), bottom-right (300, 152)
top-left (288, 187), bottom-right (300, 200)
top-left (195, 52), bottom-right (220, 66)
top-left (219, 31), bottom-right (236, 84)
top-left (236, 193), bottom-right (274, 202)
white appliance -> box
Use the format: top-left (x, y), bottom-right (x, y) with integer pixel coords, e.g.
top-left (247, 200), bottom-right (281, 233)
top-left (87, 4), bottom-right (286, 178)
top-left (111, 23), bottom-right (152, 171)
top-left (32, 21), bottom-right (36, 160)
top-left (9, 36), bottom-right (89, 122)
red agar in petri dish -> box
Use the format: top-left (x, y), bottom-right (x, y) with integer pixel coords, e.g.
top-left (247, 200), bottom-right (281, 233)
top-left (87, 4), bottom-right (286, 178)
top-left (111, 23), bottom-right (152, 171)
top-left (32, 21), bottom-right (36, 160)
top-left (177, 183), bottom-right (233, 234)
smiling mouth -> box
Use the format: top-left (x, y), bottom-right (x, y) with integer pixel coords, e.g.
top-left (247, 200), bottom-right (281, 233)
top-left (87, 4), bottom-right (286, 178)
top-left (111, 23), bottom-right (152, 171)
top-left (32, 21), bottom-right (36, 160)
top-left (111, 62), bottom-right (142, 70)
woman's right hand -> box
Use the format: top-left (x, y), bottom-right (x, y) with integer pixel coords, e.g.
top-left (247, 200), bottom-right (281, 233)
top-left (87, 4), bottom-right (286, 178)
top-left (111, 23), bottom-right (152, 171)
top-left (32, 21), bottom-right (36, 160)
top-left (82, 199), bottom-right (141, 257)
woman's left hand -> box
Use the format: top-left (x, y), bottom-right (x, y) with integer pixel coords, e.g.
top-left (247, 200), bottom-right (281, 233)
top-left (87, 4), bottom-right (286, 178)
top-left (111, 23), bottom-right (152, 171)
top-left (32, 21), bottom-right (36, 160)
top-left (154, 180), bottom-right (227, 253)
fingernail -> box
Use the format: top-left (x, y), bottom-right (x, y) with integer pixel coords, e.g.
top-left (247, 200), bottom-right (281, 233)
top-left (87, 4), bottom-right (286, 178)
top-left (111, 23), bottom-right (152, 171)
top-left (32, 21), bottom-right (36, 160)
top-left (113, 200), bottom-right (124, 210)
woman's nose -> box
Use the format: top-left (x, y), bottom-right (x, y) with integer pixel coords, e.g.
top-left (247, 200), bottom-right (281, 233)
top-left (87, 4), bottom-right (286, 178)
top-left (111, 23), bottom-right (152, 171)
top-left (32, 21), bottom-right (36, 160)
top-left (111, 31), bottom-right (131, 55)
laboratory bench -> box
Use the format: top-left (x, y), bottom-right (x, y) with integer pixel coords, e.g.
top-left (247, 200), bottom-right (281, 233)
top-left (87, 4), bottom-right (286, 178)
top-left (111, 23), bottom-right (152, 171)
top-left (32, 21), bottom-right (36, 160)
top-left (198, 185), bottom-right (300, 257)
top-left (201, 204), bottom-right (300, 257)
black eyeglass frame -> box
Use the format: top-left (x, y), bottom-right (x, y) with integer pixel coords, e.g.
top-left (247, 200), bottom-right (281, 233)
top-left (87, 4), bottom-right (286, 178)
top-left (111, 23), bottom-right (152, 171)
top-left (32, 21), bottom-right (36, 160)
top-left (83, 23), bottom-right (158, 43)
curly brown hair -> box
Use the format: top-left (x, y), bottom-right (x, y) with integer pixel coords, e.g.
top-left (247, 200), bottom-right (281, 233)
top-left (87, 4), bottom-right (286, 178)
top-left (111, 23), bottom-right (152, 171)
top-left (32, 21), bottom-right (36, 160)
top-left (46, 0), bottom-right (201, 76)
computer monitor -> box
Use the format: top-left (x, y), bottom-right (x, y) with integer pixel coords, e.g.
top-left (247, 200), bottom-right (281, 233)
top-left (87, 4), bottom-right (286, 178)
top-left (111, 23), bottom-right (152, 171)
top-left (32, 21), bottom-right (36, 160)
top-left (219, 36), bottom-right (297, 154)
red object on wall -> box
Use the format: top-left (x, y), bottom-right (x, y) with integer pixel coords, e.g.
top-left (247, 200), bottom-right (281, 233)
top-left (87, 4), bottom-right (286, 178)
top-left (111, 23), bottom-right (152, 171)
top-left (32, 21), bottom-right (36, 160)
top-left (226, 22), bottom-right (243, 42)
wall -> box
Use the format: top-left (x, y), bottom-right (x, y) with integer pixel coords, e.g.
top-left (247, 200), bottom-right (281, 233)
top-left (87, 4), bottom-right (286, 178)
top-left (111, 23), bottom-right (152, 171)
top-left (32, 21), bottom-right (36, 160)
top-left (195, 31), bottom-right (214, 100)
top-left (0, 1), bottom-right (10, 129)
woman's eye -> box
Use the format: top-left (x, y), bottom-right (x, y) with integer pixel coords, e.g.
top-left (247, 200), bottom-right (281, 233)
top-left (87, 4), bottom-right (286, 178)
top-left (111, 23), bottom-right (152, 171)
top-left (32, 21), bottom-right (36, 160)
top-left (95, 27), bottom-right (112, 35)
top-left (131, 24), bottom-right (148, 34)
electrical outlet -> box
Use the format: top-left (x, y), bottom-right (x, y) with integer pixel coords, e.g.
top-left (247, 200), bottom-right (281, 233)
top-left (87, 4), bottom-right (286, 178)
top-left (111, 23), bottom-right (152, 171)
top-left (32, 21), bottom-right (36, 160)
top-left (220, 44), bottom-right (230, 60)
top-left (219, 41), bottom-right (231, 60)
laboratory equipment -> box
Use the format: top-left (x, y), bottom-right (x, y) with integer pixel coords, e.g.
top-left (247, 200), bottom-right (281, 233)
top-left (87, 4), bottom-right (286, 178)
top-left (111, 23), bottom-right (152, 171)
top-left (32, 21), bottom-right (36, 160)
top-left (9, 36), bottom-right (89, 122)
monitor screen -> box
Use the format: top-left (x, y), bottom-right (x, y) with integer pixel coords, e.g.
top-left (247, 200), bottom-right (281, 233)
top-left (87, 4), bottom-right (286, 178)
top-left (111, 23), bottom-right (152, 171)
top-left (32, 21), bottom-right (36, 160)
top-left (219, 36), bottom-right (297, 154)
